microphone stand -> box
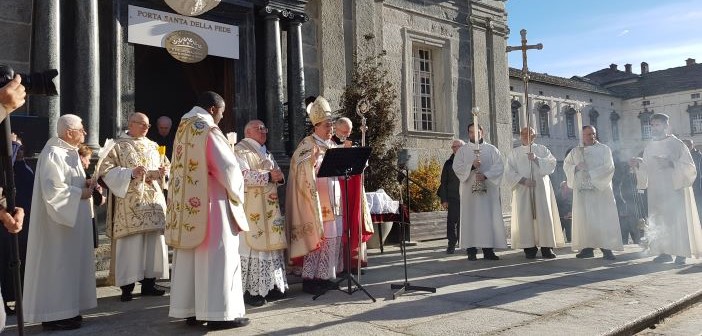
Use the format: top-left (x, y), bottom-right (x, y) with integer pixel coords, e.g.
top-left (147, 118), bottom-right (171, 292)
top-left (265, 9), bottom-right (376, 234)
top-left (390, 164), bottom-right (436, 299)
top-left (0, 117), bottom-right (24, 335)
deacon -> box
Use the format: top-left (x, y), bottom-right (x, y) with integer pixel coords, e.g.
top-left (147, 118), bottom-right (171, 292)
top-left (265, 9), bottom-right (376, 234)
top-left (97, 112), bottom-right (169, 302)
top-left (453, 123), bottom-right (506, 261)
top-left (505, 127), bottom-right (565, 259)
top-left (630, 114), bottom-right (702, 264)
top-left (167, 91), bottom-right (250, 330)
top-left (23, 114), bottom-right (97, 330)
top-left (287, 96), bottom-right (343, 295)
top-left (563, 125), bottom-right (621, 260)
top-left (438, 139), bottom-right (464, 254)
top-left (234, 120), bottom-right (288, 307)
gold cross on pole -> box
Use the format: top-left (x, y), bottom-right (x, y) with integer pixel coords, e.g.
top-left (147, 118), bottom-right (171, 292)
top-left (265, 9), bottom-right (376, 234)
top-left (507, 29), bottom-right (542, 219)
top-left (506, 29), bottom-right (543, 130)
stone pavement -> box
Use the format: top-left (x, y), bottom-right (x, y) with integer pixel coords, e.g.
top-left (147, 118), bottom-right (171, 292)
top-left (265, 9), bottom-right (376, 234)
top-left (4, 240), bottom-right (702, 335)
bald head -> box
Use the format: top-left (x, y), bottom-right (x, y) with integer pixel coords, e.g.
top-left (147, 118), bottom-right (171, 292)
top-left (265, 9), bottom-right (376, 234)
top-left (451, 139), bottom-right (465, 154)
top-left (520, 127), bottom-right (536, 145)
top-left (128, 112), bottom-right (150, 138)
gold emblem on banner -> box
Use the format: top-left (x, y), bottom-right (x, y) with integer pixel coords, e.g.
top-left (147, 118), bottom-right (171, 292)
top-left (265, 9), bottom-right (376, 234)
top-left (163, 31), bottom-right (208, 63)
top-left (164, 0), bottom-right (221, 16)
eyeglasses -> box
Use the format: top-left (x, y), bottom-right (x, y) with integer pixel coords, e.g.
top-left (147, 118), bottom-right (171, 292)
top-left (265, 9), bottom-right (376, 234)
top-left (70, 128), bottom-right (87, 134)
top-left (130, 121), bottom-right (150, 128)
top-left (257, 125), bottom-right (269, 133)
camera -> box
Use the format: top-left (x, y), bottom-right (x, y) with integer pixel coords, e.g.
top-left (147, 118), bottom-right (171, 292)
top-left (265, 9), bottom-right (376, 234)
top-left (0, 64), bottom-right (59, 96)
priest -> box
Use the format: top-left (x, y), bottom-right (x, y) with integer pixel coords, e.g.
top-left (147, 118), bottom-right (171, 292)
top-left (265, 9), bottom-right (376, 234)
top-left (97, 112), bottom-right (169, 302)
top-left (23, 114), bottom-right (97, 330)
top-left (505, 127), bottom-right (565, 259)
top-left (167, 91), bottom-right (250, 330)
top-left (563, 125), bottom-right (622, 260)
top-left (453, 123), bottom-right (506, 261)
top-left (234, 120), bottom-right (288, 307)
top-left (631, 113), bottom-right (702, 264)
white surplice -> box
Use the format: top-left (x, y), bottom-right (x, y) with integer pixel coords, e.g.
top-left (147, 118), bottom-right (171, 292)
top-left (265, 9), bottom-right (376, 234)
top-left (636, 135), bottom-right (702, 257)
top-left (453, 141), bottom-right (507, 249)
top-left (169, 110), bottom-right (246, 321)
top-left (23, 137), bottom-right (97, 322)
top-left (505, 144), bottom-right (565, 249)
top-left (563, 142), bottom-right (623, 251)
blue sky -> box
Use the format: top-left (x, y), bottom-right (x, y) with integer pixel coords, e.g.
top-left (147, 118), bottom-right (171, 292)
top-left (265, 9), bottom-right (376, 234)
top-left (506, 0), bottom-right (702, 77)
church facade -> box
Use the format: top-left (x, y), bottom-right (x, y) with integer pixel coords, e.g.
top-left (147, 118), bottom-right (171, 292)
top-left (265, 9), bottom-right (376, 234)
top-left (2, 0), bottom-right (511, 173)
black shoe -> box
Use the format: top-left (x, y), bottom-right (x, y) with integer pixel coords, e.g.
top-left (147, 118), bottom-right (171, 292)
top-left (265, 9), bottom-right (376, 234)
top-left (185, 316), bottom-right (205, 326)
top-left (653, 254), bottom-right (673, 263)
top-left (601, 249), bottom-right (616, 260)
top-left (70, 315), bottom-right (83, 322)
top-left (302, 280), bottom-right (327, 295)
top-left (540, 247), bottom-right (557, 259)
top-left (141, 278), bottom-right (166, 296)
top-left (206, 318), bottom-right (250, 330)
top-left (524, 247), bottom-right (538, 259)
top-left (466, 247), bottom-right (478, 261)
top-left (42, 317), bottom-right (82, 331)
top-left (675, 256), bottom-right (686, 265)
top-left (244, 292), bottom-right (266, 307)
top-left (575, 248), bottom-right (594, 259)
top-left (446, 246), bottom-right (456, 254)
top-left (120, 283), bottom-right (135, 302)
top-left (321, 279), bottom-right (339, 290)
top-left (483, 248), bottom-right (500, 260)
top-left (265, 288), bottom-right (286, 301)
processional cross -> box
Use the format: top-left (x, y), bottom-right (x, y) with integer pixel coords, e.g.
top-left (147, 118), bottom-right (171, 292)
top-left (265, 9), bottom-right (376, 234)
top-left (506, 29), bottom-right (543, 218)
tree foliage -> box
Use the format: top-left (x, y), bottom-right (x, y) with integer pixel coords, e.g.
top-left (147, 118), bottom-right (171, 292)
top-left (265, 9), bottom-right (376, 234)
top-left (339, 52), bottom-right (402, 200)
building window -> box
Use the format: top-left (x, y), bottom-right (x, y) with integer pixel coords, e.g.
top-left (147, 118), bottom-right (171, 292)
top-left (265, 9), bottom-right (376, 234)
top-left (610, 111), bottom-right (620, 141)
top-left (511, 100), bottom-right (521, 134)
top-left (642, 100), bottom-right (650, 106)
top-left (639, 111), bottom-right (653, 140)
top-left (412, 47), bottom-right (435, 131)
top-left (565, 107), bottom-right (576, 139)
top-left (692, 93), bottom-right (701, 99)
top-left (688, 103), bottom-right (702, 135)
top-left (538, 104), bottom-right (550, 136)
top-left (589, 109), bottom-right (599, 128)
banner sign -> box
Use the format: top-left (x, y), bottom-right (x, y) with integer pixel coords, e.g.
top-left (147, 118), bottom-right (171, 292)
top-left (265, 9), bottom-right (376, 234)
top-left (127, 5), bottom-right (239, 61)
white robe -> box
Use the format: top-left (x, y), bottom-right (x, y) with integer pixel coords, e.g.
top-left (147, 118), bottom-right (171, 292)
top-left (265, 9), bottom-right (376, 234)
top-left (505, 144), bottom-right (565, 248)
top-left (453, 142), bottom-right (507, 249)
top-left (23, 137), bottom-right (97, 322)
top-left (169, 110), bottom-right (246, 321)
top-left (563, 142), bottom-right (623, 251)
top-left (636, 135), bottom-right (702, 257)
top-left (101, 137), bottom-right (169, 286)
top-left (235, 138), bottom-right (288, 296)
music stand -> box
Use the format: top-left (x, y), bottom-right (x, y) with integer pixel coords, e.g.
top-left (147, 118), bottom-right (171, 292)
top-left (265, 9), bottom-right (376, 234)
top-left (391, 166), bottom-right (436, 299)
top-left (313, 147), bottom-right (376, 302)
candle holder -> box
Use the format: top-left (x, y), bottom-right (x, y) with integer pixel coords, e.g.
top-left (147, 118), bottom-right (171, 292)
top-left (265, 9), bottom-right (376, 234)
top-left (471, 149), bottom-right (487, 193)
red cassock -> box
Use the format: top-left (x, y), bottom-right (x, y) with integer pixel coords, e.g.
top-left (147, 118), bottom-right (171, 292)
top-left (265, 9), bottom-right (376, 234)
top-left (340, 174), bottom-right (373, 270)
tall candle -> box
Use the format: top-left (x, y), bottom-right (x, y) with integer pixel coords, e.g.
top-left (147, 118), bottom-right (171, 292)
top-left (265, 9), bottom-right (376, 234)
top-left (472, 107), bottom-right (480, 145)
top-left (575, 104), bottom-right (584, 147)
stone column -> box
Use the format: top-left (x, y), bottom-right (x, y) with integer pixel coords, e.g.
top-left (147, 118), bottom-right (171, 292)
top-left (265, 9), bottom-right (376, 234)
top-left (74, 0), bottom-right (100, 148)
top-left (261, 7), bottom-right (285, 158)
top-left (286, 14), bottom-right (308, 153)
top-left (30, 0), bottom-right (61, 137)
